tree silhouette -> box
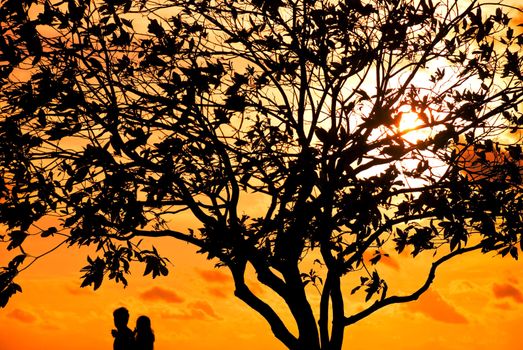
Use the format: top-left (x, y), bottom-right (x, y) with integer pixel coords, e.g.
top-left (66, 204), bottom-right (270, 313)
top-left (0, 0), bottom-right (522, 349)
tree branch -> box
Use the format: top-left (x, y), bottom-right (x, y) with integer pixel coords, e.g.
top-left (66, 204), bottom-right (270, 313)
top-left (130, 229), bottom-right (204, 248)
top-left (344, 242), bottom-right (495, 326)
top-left (230, 262), bottom-right (298, 350)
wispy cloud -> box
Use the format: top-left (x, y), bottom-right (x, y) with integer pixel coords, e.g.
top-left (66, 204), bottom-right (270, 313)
top-left (139, 286), bottom-right (184, 303)
top-left (160, 300), bottom-right (220, 321)
top-left (197, 269), bottom-right (232, 283)
top-left (492, 283), bottom-right (523, 303)
top-left (493, 302), bottom-right (512, 310)
top-left (7, 308), bottom-right (37, 324)
top-left (189, 301), bottom-right (220, 319)
top-left (405, 289), bottom-right (468, 324)
top-left (64, 283), bottom-right (95, 296)
top-left (208, 287), bottom-right (228, 299)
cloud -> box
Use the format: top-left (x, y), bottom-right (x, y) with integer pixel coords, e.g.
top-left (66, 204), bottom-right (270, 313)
top-left (65, 284), bottom-right (95, 296)
top-left (492, 283), bottom-right (523, 303)
top-left (493, 302), bottom-right (512, 311)
top-left (189, 301), bottom-right (219, 319)
top-left (139, 286), bottom-right (184, 303)
top-left (160, 309), bottom-right (202, 321)
top-left (160, 300), bottom-right (220, 321)
top-left (7, 308), bottom-right (37, 323)
top-left (197, 269), bottom-right (232, 283)
top-left (507, 276), bottom-right (519, 285)
top-left (208, 287), bottom-right (228, 299)
top-left (405, 289), bottom-right (468, 324)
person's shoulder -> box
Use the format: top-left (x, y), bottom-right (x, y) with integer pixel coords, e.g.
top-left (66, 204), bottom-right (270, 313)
top-left (123, 328), bottom-right (134, 340)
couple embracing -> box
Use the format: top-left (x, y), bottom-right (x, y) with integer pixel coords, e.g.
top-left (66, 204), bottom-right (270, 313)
top-left (112, 307), bottom-right (155, 350)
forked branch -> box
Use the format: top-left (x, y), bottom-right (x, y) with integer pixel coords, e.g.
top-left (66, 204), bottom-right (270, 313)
top-left (344, 242), bottom-right (497, 326)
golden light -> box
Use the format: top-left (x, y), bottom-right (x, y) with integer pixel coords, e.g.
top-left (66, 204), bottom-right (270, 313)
top-left (397, 106), bottom-right (428, 144)
top-left (393, 105), bottom-right (451, 188)
top-left (399, 111), bottom-right (423, 132)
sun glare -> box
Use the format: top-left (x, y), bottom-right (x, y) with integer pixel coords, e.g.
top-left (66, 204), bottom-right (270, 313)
top-left (399, 111), bottom-right (422, 131)
top-left (393, 105), bottom-right (450, 188)
top-left (397, 106), bottom-right (428, 144)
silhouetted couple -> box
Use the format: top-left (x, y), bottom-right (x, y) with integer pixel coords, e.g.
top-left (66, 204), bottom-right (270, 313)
top-left (112, 307), bottom-right (155, 350)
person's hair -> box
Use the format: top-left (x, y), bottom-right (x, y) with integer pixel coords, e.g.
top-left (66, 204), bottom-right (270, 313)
top-left (135, 315), bottom-right (155, 343)
top-left (113, 307), bottom-right (130, 324)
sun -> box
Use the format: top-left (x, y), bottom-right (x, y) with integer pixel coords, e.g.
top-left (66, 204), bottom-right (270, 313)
top-left (399, 111), bottom-right (423, 132)
top-left (392, 105), bottom-right (451, 187)
top-left (396, 106), bottom-right (430, 144)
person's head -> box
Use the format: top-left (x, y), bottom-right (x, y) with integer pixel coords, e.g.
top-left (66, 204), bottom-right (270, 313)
top-left (113, 307), bottom-right (130, 329)
top-left (135, 315), bottom-right (152, 333)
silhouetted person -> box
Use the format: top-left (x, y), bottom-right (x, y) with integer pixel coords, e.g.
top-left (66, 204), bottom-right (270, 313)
top-left (134, 315), bottom-right (155, 350)
top-left (112, 307), bottom-right (134, 350)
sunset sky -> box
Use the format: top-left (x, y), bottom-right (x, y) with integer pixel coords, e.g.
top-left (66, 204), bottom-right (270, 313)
top-left (2, 235), bottom-right (523, 350)
top-left (1, 1), bottom-right (523, 350)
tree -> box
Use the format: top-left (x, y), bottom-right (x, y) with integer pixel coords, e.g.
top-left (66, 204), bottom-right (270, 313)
top-left (0, 0), bottom-right (522, 349)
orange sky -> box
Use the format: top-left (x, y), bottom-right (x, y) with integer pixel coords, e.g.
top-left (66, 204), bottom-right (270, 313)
top-left (1, 235), bottom-right (523, 350)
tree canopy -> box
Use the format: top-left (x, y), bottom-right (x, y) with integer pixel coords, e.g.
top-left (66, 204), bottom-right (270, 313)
top-left (0, 0), bottom-right (522, 349)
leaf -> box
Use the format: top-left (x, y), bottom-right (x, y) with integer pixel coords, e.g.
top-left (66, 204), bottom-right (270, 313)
top-left (8, 255), bottom-right (26, 269)
top-left (102, 23), bottom-right (118, 36)
top-left (382, 145), bottom-right (404, 158)
top-left (88, 57), bottom-right (103, 71)
top-left (449, 235), bottom-right (460, 252)
top-left (80, 257), bottom-right (105, 290)
top-left (364, 291), bottom-right (373, 302)
top-left (41, 227), bottom-right (58, 238)
top-left (351, 286), bottom-right (361, 295)
top-left (315, 127), bottom-right (329, 143)
top-left (148, 19), bottom-right (164, 37)
top-left (356, 89), bottom-right (371, 100)
top-left (224, 95), bottom-right (246, 112)
top-left (7, 231), bottom-right (28, 251)
top-left (507, 27), bottom-right (513, 40)
top-left (369, 253), bottom-right (381, 265)
top-left (0, 282), bottom-right (22, 308)
top-left (121, 18), bottom-right (133, 29)
top-left (143, 260), bottom-right (153, 276)
top-left (20, 23), bottom-right (42, 63)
